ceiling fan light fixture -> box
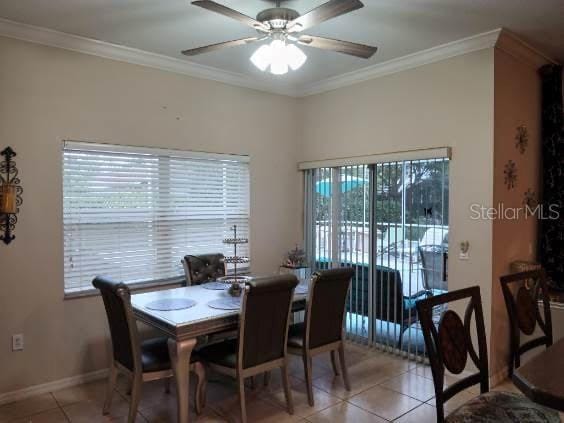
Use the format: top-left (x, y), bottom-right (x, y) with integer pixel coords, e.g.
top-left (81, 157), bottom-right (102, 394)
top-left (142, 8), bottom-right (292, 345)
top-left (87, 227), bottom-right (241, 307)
top-left (250, 39), bottom-right (306, 75)
top-left (250, 44), bottom-right (271, 71)
top-left (286, 43), bottom-right (307, 70)
top-left (270, 58), bottom-right (289, 75)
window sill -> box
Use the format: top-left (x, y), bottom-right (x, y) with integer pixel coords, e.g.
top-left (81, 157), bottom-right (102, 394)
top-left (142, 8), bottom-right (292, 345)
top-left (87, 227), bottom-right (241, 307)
top-left (63, 269), bottom-right (251, 300)
top-left (63, 277), bottom-right (185, 300)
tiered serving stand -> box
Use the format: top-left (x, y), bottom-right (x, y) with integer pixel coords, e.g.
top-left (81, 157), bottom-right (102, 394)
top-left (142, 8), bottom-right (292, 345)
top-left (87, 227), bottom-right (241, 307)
top-left (218, 225), bottom-right (251, 296)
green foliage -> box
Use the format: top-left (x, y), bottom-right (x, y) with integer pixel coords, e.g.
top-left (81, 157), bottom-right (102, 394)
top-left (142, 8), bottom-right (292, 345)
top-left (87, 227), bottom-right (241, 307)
top-left (313, 160), bottom-right (449, 226)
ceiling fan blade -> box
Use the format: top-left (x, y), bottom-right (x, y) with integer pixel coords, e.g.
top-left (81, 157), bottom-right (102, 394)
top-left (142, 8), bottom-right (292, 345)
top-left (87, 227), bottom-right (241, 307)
top-left (298, 35), bottom-right (377, 59)
top-left (287, 0), bottom-right (364, 33)
top-left (191, 1), bottom-right (269, 32)
top-left (182, 36), bottom-right (261, 56)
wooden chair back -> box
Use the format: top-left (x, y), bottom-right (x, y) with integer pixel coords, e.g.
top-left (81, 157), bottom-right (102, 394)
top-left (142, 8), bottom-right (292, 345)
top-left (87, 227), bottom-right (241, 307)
top-left (500, 269), bottom-right (553, 375)
top-left (416, 286), bottom-right (489, 423)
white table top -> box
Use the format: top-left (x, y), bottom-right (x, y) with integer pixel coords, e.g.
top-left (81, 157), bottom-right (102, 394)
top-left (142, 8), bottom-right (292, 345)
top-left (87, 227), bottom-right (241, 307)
top-left (132, 282), bottom-right (308, 340)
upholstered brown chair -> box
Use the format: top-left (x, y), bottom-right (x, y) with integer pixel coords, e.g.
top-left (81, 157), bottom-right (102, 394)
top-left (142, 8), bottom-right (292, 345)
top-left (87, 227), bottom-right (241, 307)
top-left (287, 267), bottom-right (354, 406)
top-left (500, 269), bottom-right (553, 376)
top-left (198, 274), bottom-right (299, 423)
top-left (416, 286), bottom-right (559, 423)
top-left (182, 253), bottom-right (226, 286)
top-left (92, 277), bottom-right (206, 422)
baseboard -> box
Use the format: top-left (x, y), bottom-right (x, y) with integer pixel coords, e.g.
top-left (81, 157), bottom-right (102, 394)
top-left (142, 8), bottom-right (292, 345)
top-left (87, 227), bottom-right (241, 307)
top-left (490, 365), bottom-right (510, 387)
top-left (0, 368), bottom-right (108, 406)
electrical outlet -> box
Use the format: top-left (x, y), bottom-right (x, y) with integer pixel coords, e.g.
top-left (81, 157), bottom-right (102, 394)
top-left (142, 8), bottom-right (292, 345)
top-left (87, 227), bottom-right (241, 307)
top-left (12, 334), bottom-right (24, 351)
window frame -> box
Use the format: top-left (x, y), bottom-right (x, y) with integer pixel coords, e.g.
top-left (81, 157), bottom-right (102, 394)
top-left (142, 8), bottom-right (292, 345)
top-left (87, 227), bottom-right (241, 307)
top-left (62, 140), bottom-right (250, 298)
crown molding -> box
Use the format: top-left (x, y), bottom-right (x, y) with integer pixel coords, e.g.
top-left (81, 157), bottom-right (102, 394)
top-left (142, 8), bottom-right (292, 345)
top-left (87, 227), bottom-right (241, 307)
top-left (298, 29), bottom-right (503, 97)
top-left (0, 18), bottom-right (300, 97)
top-left (1, 19), bottom-right (555, 98)
top-left (495, 29), bottom-right (558, 69)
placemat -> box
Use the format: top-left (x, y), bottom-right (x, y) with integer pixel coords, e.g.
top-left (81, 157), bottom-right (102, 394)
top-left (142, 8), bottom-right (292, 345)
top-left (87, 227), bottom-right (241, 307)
top-left (146, 298), bottom-right (197, 311)
top-left (207, 297), bottom-right (242, 311)
top-left (201, 281), bottom-right (229, 290)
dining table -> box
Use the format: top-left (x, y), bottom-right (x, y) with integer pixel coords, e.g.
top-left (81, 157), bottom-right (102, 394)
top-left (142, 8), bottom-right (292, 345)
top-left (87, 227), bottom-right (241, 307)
top-left (512, 337), bottom-right (564, 412)
top-left (131, 280), bottom-right (308, 423)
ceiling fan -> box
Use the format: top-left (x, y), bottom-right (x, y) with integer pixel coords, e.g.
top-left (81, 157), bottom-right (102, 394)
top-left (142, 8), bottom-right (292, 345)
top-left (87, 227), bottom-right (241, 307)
top-left (182, 0), bottom-right (378, 75)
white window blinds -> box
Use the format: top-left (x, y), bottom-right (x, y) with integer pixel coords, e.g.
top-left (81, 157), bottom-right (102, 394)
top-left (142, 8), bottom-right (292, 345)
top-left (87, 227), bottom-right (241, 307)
top-left (63, 141), bottom-right (250, 294)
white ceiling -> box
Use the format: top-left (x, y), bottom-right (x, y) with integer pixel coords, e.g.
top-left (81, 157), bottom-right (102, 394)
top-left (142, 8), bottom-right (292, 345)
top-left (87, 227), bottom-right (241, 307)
top-left (0, 0), bottom-right (562, 89)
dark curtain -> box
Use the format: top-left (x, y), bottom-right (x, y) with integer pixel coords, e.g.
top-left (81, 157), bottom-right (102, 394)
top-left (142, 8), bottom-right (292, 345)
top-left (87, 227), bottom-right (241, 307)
top-left (538, 64), bottom-right (564, 289)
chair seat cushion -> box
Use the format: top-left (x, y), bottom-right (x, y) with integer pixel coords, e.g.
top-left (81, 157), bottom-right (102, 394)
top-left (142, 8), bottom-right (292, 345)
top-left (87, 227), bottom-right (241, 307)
top-left (141, 337), bottom-right (199, 373)
top-left (198, 338), bottom-right (238, 368)
top-left (447, 391), bottom-right (561, 423)
top-left (287, 322), bottom-right (305, 349)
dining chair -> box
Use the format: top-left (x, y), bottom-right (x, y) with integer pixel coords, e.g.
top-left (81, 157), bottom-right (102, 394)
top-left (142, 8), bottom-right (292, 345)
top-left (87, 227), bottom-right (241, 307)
top-left (500, 269), bottom-right (553, 376)
top-left (418, 244), bottom-right (448, 294)
top-left (287, 267), bottom-right (354, 406)
top-left (416, 286), bottom-right (560, 423)
top-left (181, 253), bottom-right (226, 285)
top-left (197, 274), bottom-right (298, 423)
top-left (92, 276), bottom-right (206, 422)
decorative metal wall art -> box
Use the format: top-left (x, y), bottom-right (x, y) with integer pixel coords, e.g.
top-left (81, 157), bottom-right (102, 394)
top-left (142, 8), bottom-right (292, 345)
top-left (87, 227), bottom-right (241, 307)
top-left (523, 189), bottom-right (538, 210)
top-left (504, 160), bottom-right (518, 190)
top-left (0, 147), bottom-right (23, 244)
top-left (515, 125), bottom-right (529, 154)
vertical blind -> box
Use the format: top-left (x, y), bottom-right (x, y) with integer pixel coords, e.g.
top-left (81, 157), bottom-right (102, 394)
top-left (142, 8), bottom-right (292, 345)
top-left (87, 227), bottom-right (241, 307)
top-left (63, 141), bottom-right (250, 294)
top-left (304, 156), bottom-right (449, 361)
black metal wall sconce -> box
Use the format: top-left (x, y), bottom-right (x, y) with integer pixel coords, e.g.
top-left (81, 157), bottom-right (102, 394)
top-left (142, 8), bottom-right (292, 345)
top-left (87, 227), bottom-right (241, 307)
top-left (1, 147), bottom-right (23, 244)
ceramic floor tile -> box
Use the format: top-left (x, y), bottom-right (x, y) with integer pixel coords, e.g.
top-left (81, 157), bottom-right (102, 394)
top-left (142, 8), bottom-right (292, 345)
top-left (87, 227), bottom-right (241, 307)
top-left (2, 348), bottom-right (464, 423)
top-left (287, 356), bottom-right (334, 382)
top-left (426, 389), bottom-right (477, 416)
top-left (305, 402), bottom-right (386, 423)
top-left (393, 403), bottom-right (436, 423)
top-left (312, 354), bottom-right (411, 399)
top-left (0, 394), bottom-right (59, 422)
top-left (10, 408), bottom-right (69, 423)
top-left (134, 379), bottom-right (179, 410)
top-left (408, 364), bottom-right (433, 380)
top-left (139, 401), bottom-right (222, 423)
top-left (251, 373), bottom-right (303, 399)
top-left (200, 374), bottom-right (240, 408)
top-left (62, 395), bottom-right (136, 423)
top-left (212, 395), bottom-right (302, 423)
top-left (347, 385), bottom-right (422, 421)
top-left (380, 371), bottom-right (437, 402)
top-left (263, 383), bottom-right (341, 418)
top-left (52, 380), bottom-right (108, 407)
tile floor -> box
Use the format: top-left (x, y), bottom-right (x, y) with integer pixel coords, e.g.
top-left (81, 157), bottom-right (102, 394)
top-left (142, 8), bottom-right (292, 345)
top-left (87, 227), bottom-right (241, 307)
top-left (1, 343), bottom-right (562, 423)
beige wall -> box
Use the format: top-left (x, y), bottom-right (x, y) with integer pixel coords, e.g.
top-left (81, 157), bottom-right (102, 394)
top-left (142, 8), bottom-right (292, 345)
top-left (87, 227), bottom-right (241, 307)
top-left (298, 49), bottom-right (496, 352)
top-left (1, 31), bottom-right (546, 395)
top-left (490, 47), bottom-right (542, 376)
top-left (0, 35), bottom-right (302, 394)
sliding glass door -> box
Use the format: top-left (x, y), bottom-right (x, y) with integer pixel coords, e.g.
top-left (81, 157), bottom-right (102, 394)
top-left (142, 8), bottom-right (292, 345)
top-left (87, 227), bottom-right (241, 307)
top-left (304, 157), bottom-right (449, 359)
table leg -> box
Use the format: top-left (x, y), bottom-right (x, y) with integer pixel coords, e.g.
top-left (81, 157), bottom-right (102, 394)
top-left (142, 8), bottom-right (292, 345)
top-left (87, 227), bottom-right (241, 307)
top-left (168, 338), bottom-right (197, 423)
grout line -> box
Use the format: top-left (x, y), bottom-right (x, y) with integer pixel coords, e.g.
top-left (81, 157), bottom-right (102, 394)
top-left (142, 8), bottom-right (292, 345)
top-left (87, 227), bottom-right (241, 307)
top-left (343, 384), bottom-right (423, 421)
top-left (49, 392), bottom-right (72, 422)
top-left (391, 402), bottom-right (430, 421)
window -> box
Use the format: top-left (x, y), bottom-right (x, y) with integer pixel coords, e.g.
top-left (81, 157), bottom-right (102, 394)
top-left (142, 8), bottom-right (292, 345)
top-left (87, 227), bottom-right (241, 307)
top-left (303, 154), bottom-right (449, 359)
top-left (63, 141), bottom-right (250, 294)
